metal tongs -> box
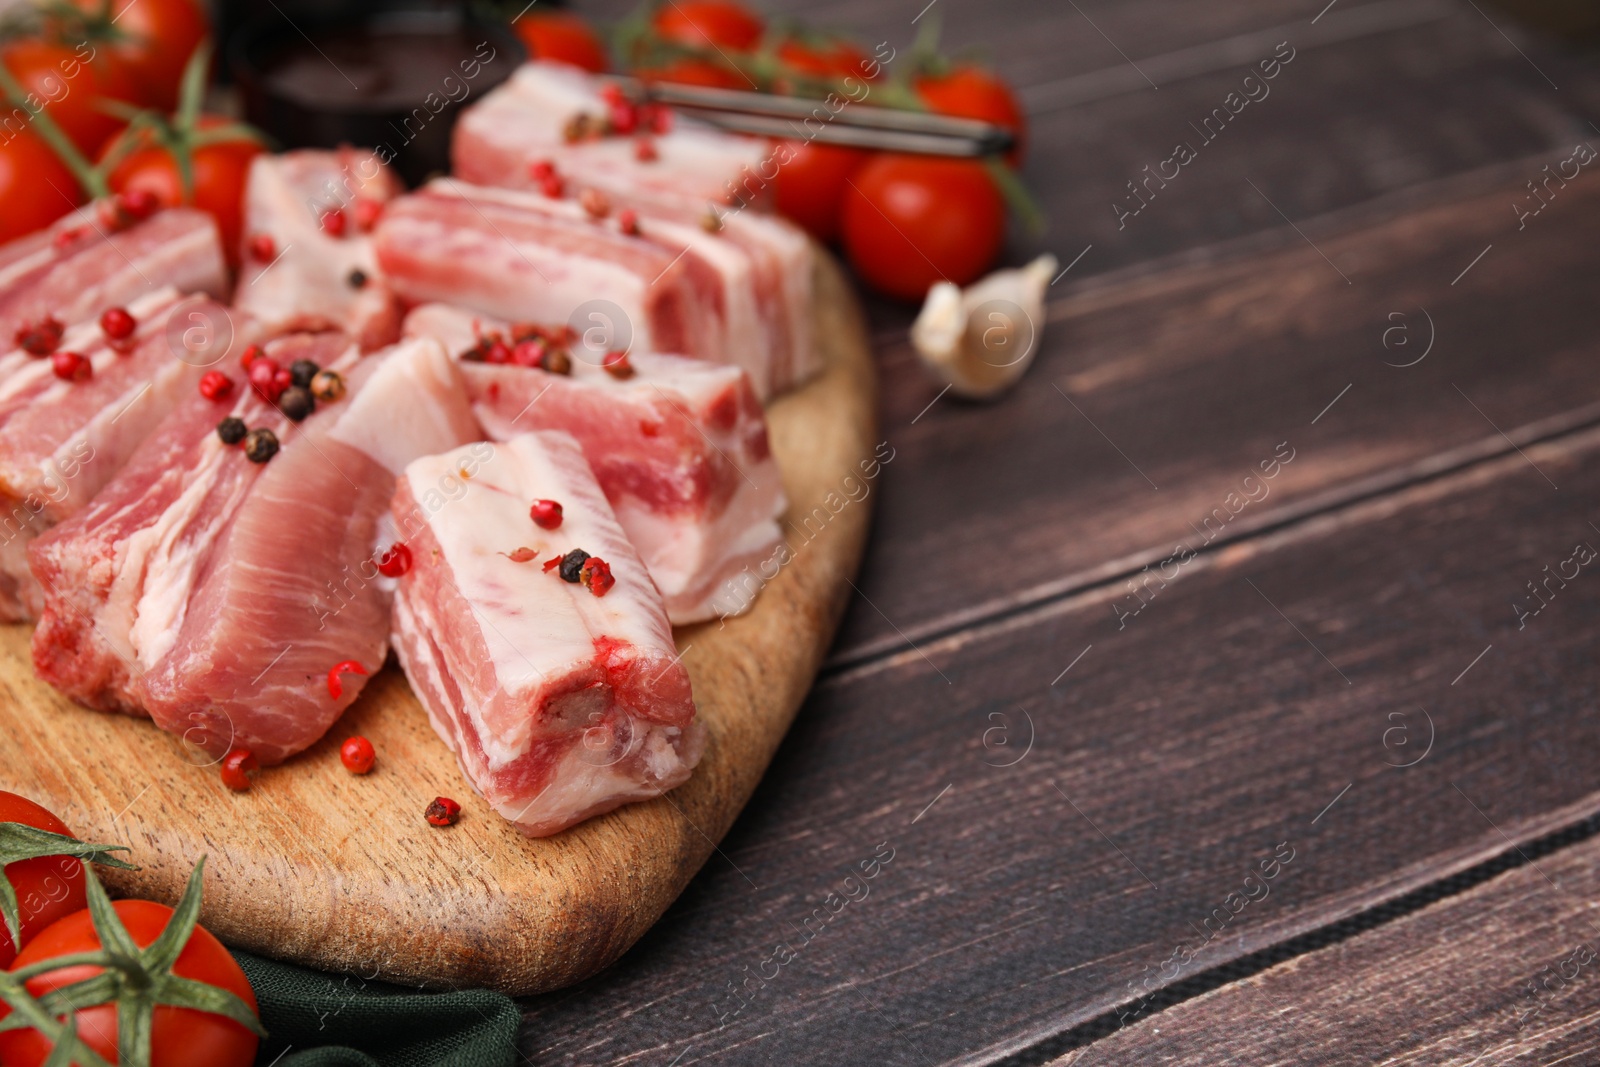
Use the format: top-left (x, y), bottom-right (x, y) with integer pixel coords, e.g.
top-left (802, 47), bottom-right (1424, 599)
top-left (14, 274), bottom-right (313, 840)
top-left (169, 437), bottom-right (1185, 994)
top-left (617, 79), bottom-right (1016, 158)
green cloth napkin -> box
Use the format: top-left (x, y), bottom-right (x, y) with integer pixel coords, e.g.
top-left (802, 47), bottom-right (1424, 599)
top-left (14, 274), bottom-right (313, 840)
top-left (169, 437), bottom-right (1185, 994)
top-left (232, 951), bottom-right (520, 1067)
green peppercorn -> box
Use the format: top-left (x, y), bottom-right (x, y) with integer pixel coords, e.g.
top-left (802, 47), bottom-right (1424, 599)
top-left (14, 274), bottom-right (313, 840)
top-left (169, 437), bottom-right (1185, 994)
top-left (243, 427), bottom-right (279, 463)
top-left (310, 369), bottom-right (345, 402)
top-left (216, 416), bottom-right (247, 445)
top-left (278, 385), bottom-right (315, 422)
top-left (558, 549), bottom-right (590, 583)
top-left (289, 359), bottom-right (319, 388)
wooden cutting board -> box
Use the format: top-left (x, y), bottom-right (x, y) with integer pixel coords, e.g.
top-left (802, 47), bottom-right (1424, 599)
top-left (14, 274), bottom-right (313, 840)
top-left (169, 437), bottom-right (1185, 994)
top-left (0, 254), bottom-right (877, 996)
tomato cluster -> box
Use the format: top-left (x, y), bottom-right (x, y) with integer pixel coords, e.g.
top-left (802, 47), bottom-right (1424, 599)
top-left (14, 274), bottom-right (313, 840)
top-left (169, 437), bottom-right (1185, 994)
top-left (0, 791), bottom-right (260, 1067)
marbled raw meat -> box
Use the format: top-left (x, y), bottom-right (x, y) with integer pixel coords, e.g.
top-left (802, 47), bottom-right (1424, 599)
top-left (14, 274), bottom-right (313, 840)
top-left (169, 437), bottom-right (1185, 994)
top-left (390, 431), bottom-right (702, 836)
top-left (30, 335), bottom-right (479, 763)
top-left (404, 302), bottom-right (785, 622)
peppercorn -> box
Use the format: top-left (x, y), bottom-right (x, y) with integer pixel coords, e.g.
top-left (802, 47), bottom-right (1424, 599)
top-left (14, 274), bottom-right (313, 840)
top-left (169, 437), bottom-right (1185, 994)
top-left (220, 748), bottom-right (257, 792)
top-left (543, 348), bottom-right (572, 375)
top-left (602, 351), bottom-right (635, 380)
top-left (15, 316), bottom-right (64, 356)
top-left (580, 187), bottom-right (611, 219)
top-left (347, 268), bottom-right (368, 290)
top-left (310, 369), bottom-right (346, 402)
top-left (634, 138), bottom-right (658, 163)
top-left (530, 499), bottom-right (563, 530)
top-left (198, 370), bottom-right (234, 402)
top-left (353, 198), bottom-right (384, 231)
top-left (558, 548), bottom-right (591, 583)
top-left (321, 208), bottom-right (347, 237)
top-left (51, 350), bottom-right (91, 382)
top-left (247, 234), bottom-right (276, 263)
top-left (243, 427), bottom-right (279, 463)
top-left (340, 736), bottom-right (376, 775)
top-left (617, 208), bottom-right (640, 236)
top-left (701, 209), bottom-right (724, 233)
top-left (99, 306), bottom-right (136, 340)
top-left (580, 556), bottom-right (615, 596)
top-left (278, 385), bottom-right (315, 422)
top-left (289, 359), bottom-right (319, 387)
top-left (216, 416), bottom-right (247, 445)
top-left (377, 542), bottom-right (412, 578)
top-left (248, 356), bottom-right (286, 403)
top-left (425, 797), bottom-right (461, 827)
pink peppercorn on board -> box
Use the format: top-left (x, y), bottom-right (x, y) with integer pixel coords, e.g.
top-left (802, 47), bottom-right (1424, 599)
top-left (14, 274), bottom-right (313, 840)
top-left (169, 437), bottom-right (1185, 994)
top-left (0, 253), bottom-right (874, 995)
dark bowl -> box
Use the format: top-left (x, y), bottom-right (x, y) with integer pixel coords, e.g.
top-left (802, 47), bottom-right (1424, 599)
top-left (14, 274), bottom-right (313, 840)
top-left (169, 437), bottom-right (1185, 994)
top-left (228, 2), bottom-right (526, 186)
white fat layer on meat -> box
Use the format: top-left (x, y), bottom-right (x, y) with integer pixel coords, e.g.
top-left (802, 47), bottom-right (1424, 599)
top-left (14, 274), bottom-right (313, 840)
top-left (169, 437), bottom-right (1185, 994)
top-left (0, 287), bottom-right (180, 409)
top-left (615, 487), bottom-right (783, 624)
top-left (401, 432), bottom-right (673, 764)
top-left (326, 337), bottom-right (476, 475)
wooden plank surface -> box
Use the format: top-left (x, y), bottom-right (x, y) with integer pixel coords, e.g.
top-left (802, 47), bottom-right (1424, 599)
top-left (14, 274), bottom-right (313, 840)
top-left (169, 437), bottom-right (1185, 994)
top-left (517, 405), bottom-right (1600, 1063)
top-left (1063, 832), bottom-right (1600, 1066)
top-left (832, 160), bottom-right (1600, 662)
top-left (0, 257), bottom-right (875, 995)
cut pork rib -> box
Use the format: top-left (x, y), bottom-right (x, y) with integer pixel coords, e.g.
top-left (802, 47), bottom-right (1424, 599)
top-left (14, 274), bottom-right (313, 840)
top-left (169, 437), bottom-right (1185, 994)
top-left (232, 149), bottom-right (405, 350)
top-left (0, 288), bottom-right (231, 621)
top-left (390, 431), bottom-right (702, 837)
top-left (0, 206), bottom-right (227, 345)
top-left (30, 335), bottom-right (480, 763)
top-left (404, 302), bottom-right (786, 623)
top-left (453, 61), bottom-right (766, 207)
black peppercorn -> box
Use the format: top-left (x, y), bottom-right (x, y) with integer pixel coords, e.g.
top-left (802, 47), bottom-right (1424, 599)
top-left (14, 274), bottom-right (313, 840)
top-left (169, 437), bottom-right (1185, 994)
top-left (216, 416), bottom-right (247, 445)
top-left (347, 268), bottom-right (368, 289)
top-left (543, 348), bottom-right (572, 375)
top-left (243, 427), bottom-right (279, 463)
top-left (558, 549), bottom-right (590, 583)
top-left (278, 385), bottom-right (315, 422)
top-left (289, 359), bottom-right (319, 387)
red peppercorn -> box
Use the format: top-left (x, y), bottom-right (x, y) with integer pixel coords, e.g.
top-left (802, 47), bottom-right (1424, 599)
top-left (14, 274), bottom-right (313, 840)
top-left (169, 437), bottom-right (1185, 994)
top-left (617, 208), bottom-right (640, 236)
top-left (320, 208), bottom-right (347, 237)
top-left (634, 138), bottom-right (659, 163)
top-left (249, 356), bottom-right (285, 402)
top-left (14, 316), bottom-right (64, 356)
top-left (239, 343), bottom-right (265, 370)
top-left (248, 233), bottom-right (276, 263)
top-left (52, 225), bottom-right (87, 251)
top-left (425, 796), bottom-right (461, 826)
top-left (602, 350), bottom-right (635, 379)
top-left (99, 306), bottom-right (136, 341)
top-left (599, 82), bottom-right (625, 106)
top-left (580, 556), bottom-right (615, 597)
top-left (377, 542), bottom-right (412, 578)
top-left (484, 340), bottom-right (512, 365)
top-left (340, 736), bottom-right (376, 774)
top-left (539, 173), bottom-right (565, 199)
top-left (353, 198), bottom-right (384, 231)
top-left (511, 339), bottom-right (546, 367)
top-left (580, 187), bottom-right (611, 219)
top-left (198, 370), bottom-right (234, 402)
top-left (119, 188), bottom-right (160, 221)
top-left (327, 659), bottom-right (368, 701)
top-left (273, 366), bottom-right (292, 393)
top-left (530, 159), bottom-right (556, 181)
top-left (51, 350), bottom-right (91, 382)
top-left (647, 104), bottom-right (673, 134)
top-left (220, 748), bottom-right (257, 792)
top-left (609, 100), bottom-right (639, 135)
top-left (530, 499), bottom-right (563, 530)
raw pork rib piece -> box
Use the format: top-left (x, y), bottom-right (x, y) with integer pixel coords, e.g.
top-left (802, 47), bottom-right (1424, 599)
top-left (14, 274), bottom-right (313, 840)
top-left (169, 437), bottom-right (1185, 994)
top-left (0, 206), bottom-right (227, 344)
top-left (453, 61), bottom-right (766, 206)
top-left (233, 149), bottom-right (404, 350)
top-left (0, 288), bottom-right (227, 621)
top-left (404, 303), bottom-right (786, 622)
top-left (390, 432), bottom-right (703, 836)
top-left (30, 335), bottom-right (479, 763)
top-left (375, 179), bottom-right (812, 398)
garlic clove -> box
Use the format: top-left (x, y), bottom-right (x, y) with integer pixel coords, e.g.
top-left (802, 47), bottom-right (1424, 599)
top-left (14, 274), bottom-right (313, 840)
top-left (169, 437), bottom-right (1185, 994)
top-left (910, 253), bottom-right (1059, 400)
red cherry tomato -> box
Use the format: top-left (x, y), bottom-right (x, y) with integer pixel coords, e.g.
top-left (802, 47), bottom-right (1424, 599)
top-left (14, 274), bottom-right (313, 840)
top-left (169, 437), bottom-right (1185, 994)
top-left (0, 37), bottom-right (140, 156)
top-left (513, 11), bottom-right (608, 72)
top-left (0, 130), bottom-right (83, 245)
top-left (652, 0), bottom-right (765, 50)
top-left (771, 139), bottom-right (869, 243)
top-left (841, 154), bottom-right (1005, 302)
top-left (776, 37), bottom-right (873, 82)
top-left (635, 56), bottom-right (748, 90)
top-left (56, 0), bottom-right (209, 110)
top-left (99, 116), bottom-right (263, 266)
top-left (0, 792), bottom-right (86, 970)
top-left (915, 65), bottom-right (1028, 164)
top-left (0, 899), bottom-right (259, 1067)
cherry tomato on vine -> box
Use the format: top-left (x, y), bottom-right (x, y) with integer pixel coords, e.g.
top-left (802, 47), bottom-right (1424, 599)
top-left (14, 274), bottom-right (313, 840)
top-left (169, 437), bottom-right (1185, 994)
top-left (776, 36), bottom-right (873, 82)
top-left (651, 0), bottom-right (765, 50)
top-left (513, 11), bottom-right (608, 72)
top-left (0, 899), bottom-right (259, 1067)
top-left (99, 116), bottom-right (263, 264)
top-left (0, 37), bottom-right (140, 156)
top-left (634, 56), bottom-right (747, 90)
top-left (841, 154), bottom-right (1004, 302)
top-left (0, 131), bottom-right (83, 246)
top-left (54, 0), bottom-right (210, 110)
top-left (0, 793), bottom-right (86, 971)
top-left (915, 65), bottom-right (1028, 164)
top-left (771, 139), bottom-right (869, 243)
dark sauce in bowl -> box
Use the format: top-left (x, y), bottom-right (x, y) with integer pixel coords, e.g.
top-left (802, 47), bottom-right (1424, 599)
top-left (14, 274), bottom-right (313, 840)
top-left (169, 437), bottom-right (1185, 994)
top-left (231, 5), bottom-right (525, 185)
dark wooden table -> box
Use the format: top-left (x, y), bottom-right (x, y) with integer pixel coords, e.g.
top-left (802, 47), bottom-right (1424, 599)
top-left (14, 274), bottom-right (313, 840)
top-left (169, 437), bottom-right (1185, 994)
top-left (522, 2), bottom-right (1600, 1063)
